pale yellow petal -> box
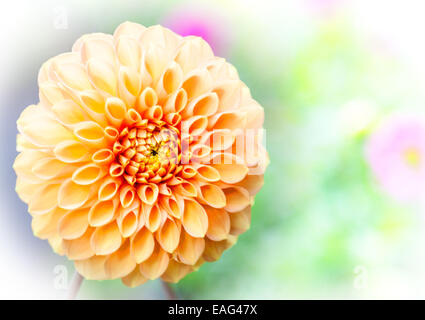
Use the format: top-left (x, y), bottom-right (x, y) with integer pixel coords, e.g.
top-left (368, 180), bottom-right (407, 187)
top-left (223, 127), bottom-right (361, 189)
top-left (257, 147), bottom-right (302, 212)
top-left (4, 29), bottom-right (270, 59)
top-left (104, 240), bottom-right (136, 279)
top-left (28, 183), bottom-right (61, 215)
top-left (213, 80), bottom-right (242, 112)
top-left (58, 179), bottom-right (92, 210)
top-left (63, 227), bottom-right (95, 260)
top-left (90, 222), bottom-right (122, 255)
top-left (58, 207), bottom-right (89, 240)
top-left (72, 163), bottom-right (104, 185)
top-left (87, 58), bottom-right (117, 96)
top-left (98, 177), bottom-right (120, 201)
top-left (31, 207), bottom-right (68, 239)
top-left (88, 199), bottom-right (117, 227)
top-left (113, 21), bottom-right (146, 41)
top-left (18, 105), bottom-right (74, 148)
top-left (54, 140), bottom-right (90, 163)
top-left (74, 255), bottom-right (108, 280)
top-left (51, 100), bottom-right (86, 126)
top-left (116, 36), bottom-right (141, 69)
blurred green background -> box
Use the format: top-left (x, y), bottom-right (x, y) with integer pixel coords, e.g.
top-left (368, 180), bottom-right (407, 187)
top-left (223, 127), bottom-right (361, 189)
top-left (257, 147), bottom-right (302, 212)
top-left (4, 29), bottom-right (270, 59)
top-left (3, 0), bottom-right (425, 299)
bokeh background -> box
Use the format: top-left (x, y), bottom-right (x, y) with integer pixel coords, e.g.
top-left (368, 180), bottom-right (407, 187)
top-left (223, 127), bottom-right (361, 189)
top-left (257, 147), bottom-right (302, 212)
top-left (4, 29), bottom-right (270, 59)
top-left (2, 0), bottom-right (425, 299)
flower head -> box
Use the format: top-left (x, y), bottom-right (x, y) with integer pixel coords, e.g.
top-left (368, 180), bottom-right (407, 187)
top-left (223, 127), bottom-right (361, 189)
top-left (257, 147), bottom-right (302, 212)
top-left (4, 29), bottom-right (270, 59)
top-left (13, 22), bottom-right (267, 286)
top-left (366, 114), bottom-right (425, 203)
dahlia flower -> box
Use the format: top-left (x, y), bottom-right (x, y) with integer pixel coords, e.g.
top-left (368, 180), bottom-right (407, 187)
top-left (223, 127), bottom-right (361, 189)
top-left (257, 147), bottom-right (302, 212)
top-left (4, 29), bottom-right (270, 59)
top-left (13, 22), bottom-right (268, 287)
top-left (366, 115), bottom-right (425, 203)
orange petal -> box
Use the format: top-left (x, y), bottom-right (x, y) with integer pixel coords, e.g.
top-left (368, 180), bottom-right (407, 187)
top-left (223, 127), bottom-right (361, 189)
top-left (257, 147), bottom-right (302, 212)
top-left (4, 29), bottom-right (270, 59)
top-left (181, 69), bottom-right (212, 100)
top-left (229, 207), bottom-right (251, 236)
top-left (203, 237), bottom-right (236, 262)
top-left (98, 177), bottom-right (120, 201)
top-left (31, 207), bottom-right (67, 239)
top-left (156, 218), bottom-right (180, 253)
top-left (53, 61), bottom-right (92, 91)
top-left (32, 157), bottom-right (74, 180)
top-left (223, 187), bottom-right (250, 213)
top-left (177, 231), bottom-right (205, 265)
top-left (157, 61), bottom-right (183, 96)
top-left (145, 204), bottom-right (162, 233)
top-left (194, 164), bottom-right (220, 182)
top-left (28, 183), bottom-right (61, 215)
top-left (73, 121), bottom-right (105, 147)
top-left (88, 199), bottom-right (117, 227)
top-left (136, 87), bottom-right (158, 113)
top-left (130, 227), bottom-right (155, 263)
top-left (74, 255), bottom-right (108, 280)
top-left (122, 267), bottom-right (148, 288)
top-left (104, 240), bottom-right (136, 279)
top-left (119, 185), bottom-right (136, 208)
top-left (205, 207), bottom-right (230, 241)
top-left (92, 149), bottom-right (114, 166)
top-left (197, 183), bottom-right (226, 208)
top-left (235, 174), bottom-right (264, 196)
top-left (181, 92), bottom-right (218, 118)
top-left (90, 222), bottom-right (122, 255)
top-left (163, 88), bottom-right (187, 114)
top-left (211, 155), bottom-right (248, 184)
top-left (139, 245), bottom-right (169, 280)
top-left (72, 163), bottom-right (104, 185)
top-left (58, 179), bottom-right (92, 210)
top-left (136, 183), bottom-right (159, 205)
top-left (182, 199), bottom-right (208, 238)
top-left (54, 140), bottom-right (90, 163)
top-left (58, 207), bottom-right (89, 240)
top-left (161, 259), bottom-right (192, 283)
top-left (105, 97), bottom-right (126, 127)
top-left (63, 227), bottom-right (95, 260)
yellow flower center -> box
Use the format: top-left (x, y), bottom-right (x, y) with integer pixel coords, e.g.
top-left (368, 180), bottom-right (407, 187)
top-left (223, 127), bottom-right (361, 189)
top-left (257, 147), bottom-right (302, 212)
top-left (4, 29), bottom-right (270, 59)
top-left (111, 119), bottom-right (181, 185)
top-left (404, 147), bottom-right (421, 168)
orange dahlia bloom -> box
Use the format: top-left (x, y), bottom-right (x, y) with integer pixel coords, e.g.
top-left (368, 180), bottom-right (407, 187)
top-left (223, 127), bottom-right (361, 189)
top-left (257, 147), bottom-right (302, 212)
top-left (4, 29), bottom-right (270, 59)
top-left (13, 22), bottom-right (268, 287)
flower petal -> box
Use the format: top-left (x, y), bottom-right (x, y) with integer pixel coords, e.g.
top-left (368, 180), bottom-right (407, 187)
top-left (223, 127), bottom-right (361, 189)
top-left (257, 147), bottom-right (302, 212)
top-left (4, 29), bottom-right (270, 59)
top-left (58, 179), bottom-right (92, 210)
top-left (58, 207), bottom-right (89, 240)
top-left (90, 222), bottom-right (122, 255)
top-left (104, 240), bottom-right (136, 279)
top-left (177, 231), bottom-right (205, 265)
top-left (182, 199), bottom-right (208, 238)
top-left (205, 207), bottom-right (230, 241)
top-left (139, 245), bottom-right (169, 280)
top-left (131, 227), bottom-right (155, 263)
top-left (156, 218), bottom-right (180, 253)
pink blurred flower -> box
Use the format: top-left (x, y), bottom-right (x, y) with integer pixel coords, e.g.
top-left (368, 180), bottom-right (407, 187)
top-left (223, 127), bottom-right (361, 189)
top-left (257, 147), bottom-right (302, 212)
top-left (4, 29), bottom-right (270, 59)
top-left (162, 5), bottom-right (231, 56)
top-left (366, 115), bottom-right (425, 202)
top-left (305, 0), bottom-right (345, 17)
